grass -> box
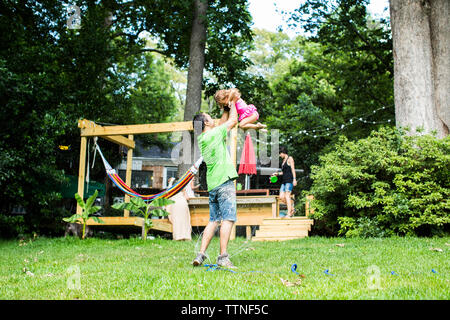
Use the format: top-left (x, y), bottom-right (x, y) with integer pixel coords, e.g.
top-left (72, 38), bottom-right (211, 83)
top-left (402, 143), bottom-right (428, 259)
top-left (0, 235), bottom-right (448, 300)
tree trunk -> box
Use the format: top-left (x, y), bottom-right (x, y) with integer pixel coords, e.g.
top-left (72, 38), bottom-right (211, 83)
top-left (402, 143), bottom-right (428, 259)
top-left (430, 0), bottom-right (450, 134)
top-left (185, 0), bottom-right (207, 122)
top-left (179, 0), bottom-right (207, 176)
top-left (389, 0), bottom-right (449, 138)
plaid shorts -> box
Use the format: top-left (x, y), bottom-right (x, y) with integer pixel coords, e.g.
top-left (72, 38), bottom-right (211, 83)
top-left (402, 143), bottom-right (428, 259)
top-left (208, 179), bottom-right (237, 222)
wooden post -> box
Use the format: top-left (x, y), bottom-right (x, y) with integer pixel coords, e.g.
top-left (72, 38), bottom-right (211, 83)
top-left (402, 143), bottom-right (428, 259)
top-left (76, 137), bottom-right (87, 215)
top-left (246, 226), bottom-right (252, 240)
top-left (229, 125), bottom-right (238, 240)
top-left (305, 195), bottom-right (315, 217)
top-left (124, 135), bottom-right (134, 217)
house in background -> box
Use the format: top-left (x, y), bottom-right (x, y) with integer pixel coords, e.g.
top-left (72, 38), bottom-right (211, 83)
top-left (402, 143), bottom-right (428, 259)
top-left (116, 140), bottom-right (180, 191)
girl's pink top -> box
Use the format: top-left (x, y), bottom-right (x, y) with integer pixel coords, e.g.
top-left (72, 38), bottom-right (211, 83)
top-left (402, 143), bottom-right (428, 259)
top-left (235, 98), bottom-right (258, 121)
top-left (235, 98), bottom-right (248, 115)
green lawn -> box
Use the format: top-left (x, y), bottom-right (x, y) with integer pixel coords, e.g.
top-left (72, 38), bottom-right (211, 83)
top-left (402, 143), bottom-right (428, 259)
top-left (0, 235), bottom-right (448, 300)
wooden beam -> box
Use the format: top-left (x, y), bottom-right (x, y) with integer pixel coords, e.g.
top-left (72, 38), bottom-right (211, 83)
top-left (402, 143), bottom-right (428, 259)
top-left (78, 119), bottom-right (135, 148)
top-left (246, 226), bottom-right (252, 240)
top-left (85, 216), bottom-right (143, 226)
top-left (102, 135), bottom-right (135, 149)
top-left (188, 196), bottom-right (276, 205)
top-left (124, 135), bottom-right (134, 217)
top-left (76, 136), bottom-right (87, 215)
top-left (80, 121), bottom-right (194, 136)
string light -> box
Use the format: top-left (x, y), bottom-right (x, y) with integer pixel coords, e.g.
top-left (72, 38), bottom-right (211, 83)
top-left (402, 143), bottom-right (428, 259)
top-left (252, 105), bottom-right (394, 145)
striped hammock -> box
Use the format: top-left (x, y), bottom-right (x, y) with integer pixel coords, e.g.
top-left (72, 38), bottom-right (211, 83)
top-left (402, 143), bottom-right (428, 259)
top-left (95, 143), bottom-right (203, 202)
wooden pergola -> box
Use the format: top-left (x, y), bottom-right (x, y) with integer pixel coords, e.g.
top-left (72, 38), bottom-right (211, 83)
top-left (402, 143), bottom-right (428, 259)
top-left (77, 118), bottom-right (284, 239)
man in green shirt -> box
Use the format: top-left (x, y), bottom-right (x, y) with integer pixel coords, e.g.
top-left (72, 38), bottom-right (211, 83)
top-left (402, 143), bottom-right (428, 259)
top-left (191, 100), bottom-right (238, 268)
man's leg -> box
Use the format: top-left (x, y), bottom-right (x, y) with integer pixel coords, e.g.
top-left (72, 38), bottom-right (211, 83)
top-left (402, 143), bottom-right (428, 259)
top-left (193, 188), bottom-right (220, 266)
top-left (199, 221), bottom-right (219, 254)
top-left (215, 180), bottom-right (237, 268)
top-left (219, 220), bottom-right (235, 255)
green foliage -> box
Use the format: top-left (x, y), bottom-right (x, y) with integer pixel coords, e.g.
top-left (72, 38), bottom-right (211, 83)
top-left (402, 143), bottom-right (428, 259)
top-left (112, 197), bottom-right (174, 240)
top-left (306, 127), bottom-right (450, 237)
top-left (63, 190), bottom-right (103, 239)
top-left (0, 215), bottom-right (26, 239)
top-left (0, 0), bottom-right (185, 233)
top-left (259, 1), bottom-right (394, 193)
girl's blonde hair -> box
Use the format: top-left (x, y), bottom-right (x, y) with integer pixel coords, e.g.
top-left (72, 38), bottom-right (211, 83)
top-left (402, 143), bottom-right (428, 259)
top-left (214, 88), bottom-right (241, 106)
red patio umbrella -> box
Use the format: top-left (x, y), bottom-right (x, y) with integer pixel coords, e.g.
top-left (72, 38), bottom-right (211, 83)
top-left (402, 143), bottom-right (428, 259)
top-left (238, 133), bottom-right (257, 189)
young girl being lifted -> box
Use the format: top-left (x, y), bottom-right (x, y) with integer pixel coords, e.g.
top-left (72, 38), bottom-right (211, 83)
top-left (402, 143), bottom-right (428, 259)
top-left (214, 88), bottom-right (267, 130)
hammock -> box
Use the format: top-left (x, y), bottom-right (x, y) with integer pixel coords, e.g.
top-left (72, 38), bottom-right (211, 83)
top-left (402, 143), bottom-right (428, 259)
top-left (94, 143), bottom-right (203, 202)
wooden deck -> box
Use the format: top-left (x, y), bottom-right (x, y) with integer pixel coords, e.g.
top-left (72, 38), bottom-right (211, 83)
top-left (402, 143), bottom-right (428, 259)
top-left (85, 195), bottom-right (313, 240)
top-left (86, 196), bottom-right (279, 234)
top-left (85, 216), bottom-right (173, 233)
top-left (188, 196), bottom-right (279, 226)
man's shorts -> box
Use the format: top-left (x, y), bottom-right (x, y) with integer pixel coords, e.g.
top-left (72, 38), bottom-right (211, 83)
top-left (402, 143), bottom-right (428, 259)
top-left (209, 179), bottom-right (237, 222)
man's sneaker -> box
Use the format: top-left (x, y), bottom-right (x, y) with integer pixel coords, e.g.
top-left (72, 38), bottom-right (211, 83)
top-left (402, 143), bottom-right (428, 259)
top-left (217, 253), bottom-right (236, 269)
top-left (192, 253), bottom-right (206, 266)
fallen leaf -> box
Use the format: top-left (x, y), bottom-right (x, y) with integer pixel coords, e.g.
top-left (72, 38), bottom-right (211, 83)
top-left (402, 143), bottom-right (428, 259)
top-left (430, 247), bottom-right (443, 252)
top-left (26, 271), bottom-right (34, 277)
top-left (335, 244), bottom-right (345, 247)
top-left (246, 247), bottom-right (255, 251)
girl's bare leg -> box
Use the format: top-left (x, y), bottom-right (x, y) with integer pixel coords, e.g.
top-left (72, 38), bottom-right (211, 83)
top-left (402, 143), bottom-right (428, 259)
top-left (239, 113), bottom-right (266, 130)
top-left (285, 191), bottom-right (293, 217)
top-left (279, 191), bottom-right (286, 204)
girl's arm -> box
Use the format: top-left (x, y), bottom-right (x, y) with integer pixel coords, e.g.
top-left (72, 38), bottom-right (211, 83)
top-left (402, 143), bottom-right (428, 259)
top-left (228, 88), bottom-right (241, 104)
top-left (289, 157), bottom-right (297, 186)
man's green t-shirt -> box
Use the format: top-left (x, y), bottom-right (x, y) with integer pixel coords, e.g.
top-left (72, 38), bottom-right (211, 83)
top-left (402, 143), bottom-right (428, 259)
top-left (198, 124), bottom-right (238, 191)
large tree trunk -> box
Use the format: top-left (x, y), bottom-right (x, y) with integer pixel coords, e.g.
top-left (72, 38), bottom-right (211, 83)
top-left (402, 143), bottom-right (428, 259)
top-left (184, 0), bottom-right (207, 123)
top-left (179, 0), bottom-right (207, 176)
top-left (389, 0), bottom-right (449, 138)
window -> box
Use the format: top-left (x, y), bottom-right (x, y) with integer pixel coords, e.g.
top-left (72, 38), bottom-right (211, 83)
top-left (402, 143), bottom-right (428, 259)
top-left (118, 170), bottom-right (153, 188)
top-left (163, 167), bottom-right (178, 188)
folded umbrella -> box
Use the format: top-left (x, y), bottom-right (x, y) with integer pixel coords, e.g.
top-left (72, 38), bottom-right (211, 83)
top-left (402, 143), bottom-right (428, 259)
top-left (238, 133), bottom-right (257, 189)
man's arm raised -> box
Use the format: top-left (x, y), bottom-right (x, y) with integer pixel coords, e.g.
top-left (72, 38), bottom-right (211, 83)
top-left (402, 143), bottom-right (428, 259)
top-left (225, 101), bottom-right (238, 132)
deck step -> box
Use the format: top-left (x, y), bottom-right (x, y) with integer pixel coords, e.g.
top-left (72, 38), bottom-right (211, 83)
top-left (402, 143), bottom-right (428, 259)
top-left (252, 216), bottom-right (313, 242)
top-left (252, 235), bottom-right (308, 242)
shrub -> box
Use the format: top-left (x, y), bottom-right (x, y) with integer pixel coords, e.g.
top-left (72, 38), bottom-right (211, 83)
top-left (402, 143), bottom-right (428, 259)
top-left (306, 127), bottom-right (450, 237)
top-left (0, 215), bottom-right (26, 238)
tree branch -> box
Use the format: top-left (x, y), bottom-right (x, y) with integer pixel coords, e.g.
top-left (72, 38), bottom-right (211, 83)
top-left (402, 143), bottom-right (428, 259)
top-left (139, 48), bottom-right (167, 56)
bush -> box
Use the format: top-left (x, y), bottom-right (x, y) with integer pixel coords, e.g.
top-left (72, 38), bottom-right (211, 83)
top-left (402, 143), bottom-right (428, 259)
top-left (306, 127), bottom-right (450, 237)
top-left (0, 215), bottom-right (26, 238)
